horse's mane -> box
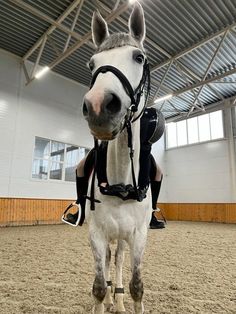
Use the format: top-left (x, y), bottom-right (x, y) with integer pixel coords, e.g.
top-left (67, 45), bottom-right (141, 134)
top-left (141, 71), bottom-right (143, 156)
top-left (96, 33), bottom-right (145, 53)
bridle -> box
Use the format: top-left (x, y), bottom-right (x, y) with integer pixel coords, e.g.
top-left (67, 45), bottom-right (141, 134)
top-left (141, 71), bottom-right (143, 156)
top-left (88, 55), bottom-right (151, 210)
top-left (90, 58), bottom-right (151, 123)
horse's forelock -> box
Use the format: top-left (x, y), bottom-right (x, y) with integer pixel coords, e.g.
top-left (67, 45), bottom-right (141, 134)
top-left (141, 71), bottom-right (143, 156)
top-left (96, 33), bottom-right (145, 53)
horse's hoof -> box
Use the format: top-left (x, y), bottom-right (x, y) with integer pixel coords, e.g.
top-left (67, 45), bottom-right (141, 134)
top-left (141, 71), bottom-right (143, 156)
top-left (104, 303), bottom-right (114, 312)
top-left (92, 304), bottom-right (104, 314)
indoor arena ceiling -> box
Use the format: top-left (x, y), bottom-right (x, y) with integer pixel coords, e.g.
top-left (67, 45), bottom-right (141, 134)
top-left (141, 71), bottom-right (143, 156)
top-left (1, 0), bottom-right (236, 121)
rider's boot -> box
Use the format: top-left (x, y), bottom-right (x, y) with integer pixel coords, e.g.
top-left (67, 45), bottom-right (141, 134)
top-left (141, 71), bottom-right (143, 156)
top-left (149, 178), bottom-right (165, 229)
top-left (149, 211), bottom-right (165, 229)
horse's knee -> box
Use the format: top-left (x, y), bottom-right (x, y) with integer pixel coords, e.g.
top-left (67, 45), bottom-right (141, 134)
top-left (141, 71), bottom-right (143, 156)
top-left (129, 271), bottom-right (143, 302)
top-left (115, 240), bottom-right (125, 266)
top-left (115, 248), bottom-right (123, 266)
top-left (93, 275), bottom-right (107, 302)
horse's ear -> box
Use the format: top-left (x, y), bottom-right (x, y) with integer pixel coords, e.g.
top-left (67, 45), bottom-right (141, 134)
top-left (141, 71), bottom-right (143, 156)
top-left (92, 11), bottom-right (109, 48)
top-left (128, 2), bottom-right (146, 44)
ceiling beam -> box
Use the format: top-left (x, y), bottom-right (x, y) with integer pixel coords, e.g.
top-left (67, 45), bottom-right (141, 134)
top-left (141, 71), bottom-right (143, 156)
top-left (152, 60), bottom-right (173, 99)
top-left (185, 29), bottom-right (229, 115)
top-left (24, 2), bottom-right (129, 85)
top-left (63, 0), bottom-right (84, 52)
top-left (10, 0), bottom-right (236, 115)
top-left (48, 1), bottom-right (129, 69)
top-left (12, 0), bottom-right (84, 61)
top-left (211, 80), bottom-right (236, 84)
top-left (97, 2), bottom-right (236, 112)
top-left (169, 67), bottom-right (236, 99)
top-left (9, 0), bottom-right (86, 46)
top-left (150, 23), bottom-right (236, 74)
top-left (173, 60), bottom-right (203, 111)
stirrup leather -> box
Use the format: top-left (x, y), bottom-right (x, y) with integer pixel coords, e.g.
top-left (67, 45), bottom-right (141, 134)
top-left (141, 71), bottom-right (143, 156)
top-left (61, 202), bottom-right (81, 227)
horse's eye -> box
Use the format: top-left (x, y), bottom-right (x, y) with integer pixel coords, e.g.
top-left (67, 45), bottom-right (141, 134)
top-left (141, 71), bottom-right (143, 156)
top-left (87, 60), bottom-right (95, 71)
top-left (135, 54), bottom-right (144, 64)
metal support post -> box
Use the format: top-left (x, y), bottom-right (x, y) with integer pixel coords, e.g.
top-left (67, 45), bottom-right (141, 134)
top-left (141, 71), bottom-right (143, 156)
top-left (225, 106), bottom-right (236, 202)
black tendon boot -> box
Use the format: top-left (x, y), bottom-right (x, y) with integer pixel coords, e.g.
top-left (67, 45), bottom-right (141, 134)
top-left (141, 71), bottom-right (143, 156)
top-left (64, 176), bottom-right (88, 226)
top-left (150, 179), bottom-right (165, 229)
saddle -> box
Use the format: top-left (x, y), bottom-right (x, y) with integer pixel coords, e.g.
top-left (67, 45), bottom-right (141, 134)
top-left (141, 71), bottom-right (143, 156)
top-left (140, 107), bottom-right (165, 145)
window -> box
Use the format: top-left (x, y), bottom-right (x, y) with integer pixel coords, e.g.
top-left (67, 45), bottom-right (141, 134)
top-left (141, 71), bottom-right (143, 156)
top-left (166, 122), bottom-right (177, 148)
top-left (187, 117), bottom-right (198, 144)
top-left (32, 137), bottom-right (90, 182)
top-left (166, 110), bottom-right (224, 149)
top-left (177, 120), bottom-right (187, 146)
top-left (198, 114), bottom-right (211, 142)
top-left (210, 111), bottom-right (224, 139)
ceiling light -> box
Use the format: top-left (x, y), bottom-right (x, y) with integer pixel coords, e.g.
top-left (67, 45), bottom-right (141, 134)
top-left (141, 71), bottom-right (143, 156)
top-left (154, 94), bottom-right (173, 104)
top-left (35, 66), bottom-right (50, 79)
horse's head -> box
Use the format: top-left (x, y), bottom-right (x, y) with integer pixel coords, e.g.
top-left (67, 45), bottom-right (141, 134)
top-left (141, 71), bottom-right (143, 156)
top-left (83, 2), bottom-right (148, 140)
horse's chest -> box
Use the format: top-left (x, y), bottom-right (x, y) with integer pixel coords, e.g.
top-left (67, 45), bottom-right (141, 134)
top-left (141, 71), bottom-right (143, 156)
top-left (88, 191), bottom-right (152, 241)
top-left (106, 130), bottom-right (140, 186)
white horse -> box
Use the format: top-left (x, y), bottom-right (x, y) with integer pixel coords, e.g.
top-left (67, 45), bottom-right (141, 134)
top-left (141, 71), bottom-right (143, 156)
top-left (83, 3), bottom-right (152, 313)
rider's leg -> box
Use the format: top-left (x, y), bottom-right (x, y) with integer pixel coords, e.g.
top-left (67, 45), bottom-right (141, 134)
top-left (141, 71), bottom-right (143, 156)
top-left (65, 144), bottom-right (109, 225)
top-left (64, 150), bottom-right (95, 225)
top-left (138, 143), bottom-right (151, 201)
top-left (150, 155), bottom-right (163, 209)
top-left (149, 155), bottom-right (165, 229)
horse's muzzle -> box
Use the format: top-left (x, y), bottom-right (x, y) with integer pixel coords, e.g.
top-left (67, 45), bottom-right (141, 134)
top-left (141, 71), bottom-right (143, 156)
top-left (83, 92), bottom-right (124, 140)
top-left (83, 92), bottom-right (121, 117)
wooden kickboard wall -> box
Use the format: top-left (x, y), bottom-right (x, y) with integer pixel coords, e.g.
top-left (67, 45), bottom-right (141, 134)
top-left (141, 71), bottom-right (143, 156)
top-left (0, 198), bottom-right (235, 226)
top-left (158, 203), bottom-right (236, 224)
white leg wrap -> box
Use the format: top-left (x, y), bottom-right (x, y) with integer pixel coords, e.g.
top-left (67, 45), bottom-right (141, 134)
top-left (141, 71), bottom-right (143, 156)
top-left (114, 292), bottom-right (125, 313)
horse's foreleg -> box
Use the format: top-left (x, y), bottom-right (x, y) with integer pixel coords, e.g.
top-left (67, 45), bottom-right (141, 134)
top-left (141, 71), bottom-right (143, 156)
top-left (114, 239), bottom-right (126, 313)
top-left (129, 230), bottom-right (147, 314)
top-left (104, 245), bottom-right (113, 311)
top-left (90, 231), bottom-right (107, 314)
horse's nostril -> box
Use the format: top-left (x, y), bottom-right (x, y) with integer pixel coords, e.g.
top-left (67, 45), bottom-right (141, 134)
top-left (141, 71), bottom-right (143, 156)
top-left (82, 101), bottom-right (88, 116)
top-left (106, 93), bottom-right (121, 114)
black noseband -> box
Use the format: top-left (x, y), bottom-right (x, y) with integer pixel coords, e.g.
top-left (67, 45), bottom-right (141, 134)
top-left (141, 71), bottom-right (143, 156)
top-left (90, 60), bottom-right (150, 121)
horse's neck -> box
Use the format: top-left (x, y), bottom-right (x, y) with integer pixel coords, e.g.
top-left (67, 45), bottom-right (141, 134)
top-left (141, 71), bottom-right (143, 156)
top-left (106, 119), bottom-right (140, 186)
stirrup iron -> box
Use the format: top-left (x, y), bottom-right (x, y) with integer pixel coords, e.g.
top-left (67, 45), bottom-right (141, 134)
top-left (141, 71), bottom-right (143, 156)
top-left (61, 202), bottom-right (81, 227)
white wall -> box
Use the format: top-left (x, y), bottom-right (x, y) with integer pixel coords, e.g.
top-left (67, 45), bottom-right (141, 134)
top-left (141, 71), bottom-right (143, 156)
top-left (164, 139), bottom-right (233, 203)
top-left (150, 102), bottom-right (236, 204)
top-left (0, 49), bottom-right (91, 199)
top-left (1, 49), bottom-right (235, 203)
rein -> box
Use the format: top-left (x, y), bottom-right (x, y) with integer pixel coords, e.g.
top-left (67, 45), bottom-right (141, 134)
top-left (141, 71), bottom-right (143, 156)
top-left (88, 58), bottom-right (151, 210)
